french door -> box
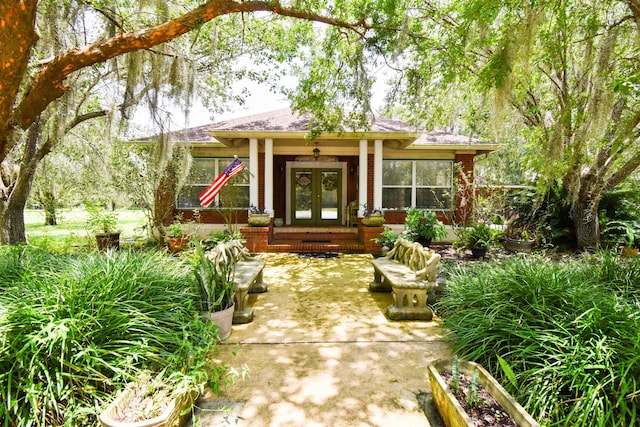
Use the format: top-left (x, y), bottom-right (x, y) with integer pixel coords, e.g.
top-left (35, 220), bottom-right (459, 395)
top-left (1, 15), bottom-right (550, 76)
top-left (291, 168), bottom-right (342, 226)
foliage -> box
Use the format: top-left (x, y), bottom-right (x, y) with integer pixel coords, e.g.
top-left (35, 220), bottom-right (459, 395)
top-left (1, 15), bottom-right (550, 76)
top-left (248, 205), bottom-right (270, 215)
top-left (599, 182), bottom-right (640, 226)
top-left (85, 203), bottom-right (119, 234)
top-left (191, 242), bottom-right (236, 312)
top-left (504, 186), bottom-right (573, 248)
top-left (362, 204), bottom-right (382, 217)
top-left (403, 209), bottom-right (447, 243)
top-left (454, 222), bottom-right (503, 249)
top-left (202, 229), bottom-right (244, 250)
top-left (387, 0), bottom-right (640, 248)
top-left (436, 253), bottom-right (640, 425)
top-left (0, 247), bottom-right (225, 426)
top-left (602, 219), bottom-right (640, 248)
top-left (371, 227), bottom-right (399, 248)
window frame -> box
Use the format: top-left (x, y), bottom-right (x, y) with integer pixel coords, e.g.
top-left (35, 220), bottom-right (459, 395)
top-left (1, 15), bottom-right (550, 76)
top-left (382, 159), bottom-right (454, 211)
top-left (177, 157), bottom-right (250, 210)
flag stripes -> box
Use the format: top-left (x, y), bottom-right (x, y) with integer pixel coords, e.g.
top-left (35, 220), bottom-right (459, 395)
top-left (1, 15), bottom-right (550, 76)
top-left (198, 158), bottom-right (245, 208)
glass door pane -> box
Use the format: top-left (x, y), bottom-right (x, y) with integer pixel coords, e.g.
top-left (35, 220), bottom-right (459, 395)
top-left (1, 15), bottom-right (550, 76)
top-left (294, 170), bottom-right (313, 220)
top-left (320, 171), bottom-right (339, 220)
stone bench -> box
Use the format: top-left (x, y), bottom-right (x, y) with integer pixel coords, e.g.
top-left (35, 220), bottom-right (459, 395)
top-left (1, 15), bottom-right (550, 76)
top-left (370, 238), bottom-right (440, 321)
top-left (211, 240), bottom-right (267, 325)
top-left (233, 258), bottom-right (267, 324)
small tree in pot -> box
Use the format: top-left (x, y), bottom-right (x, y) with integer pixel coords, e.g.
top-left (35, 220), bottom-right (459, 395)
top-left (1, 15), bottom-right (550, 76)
top-left (86, 203), bottom-right (120, 250)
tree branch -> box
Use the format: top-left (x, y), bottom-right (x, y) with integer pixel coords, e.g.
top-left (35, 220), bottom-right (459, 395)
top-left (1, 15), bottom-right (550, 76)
top-left (11, 0), bottom-right (368, 133)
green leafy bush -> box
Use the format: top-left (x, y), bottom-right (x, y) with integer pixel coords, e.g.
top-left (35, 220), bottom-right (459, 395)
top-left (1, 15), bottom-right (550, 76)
top-left (436, 254), bottom-right (640, 426)
top-left (403, 208), bottom-right (446, 243)
top-left (0, 247), bottom-right (225, 426)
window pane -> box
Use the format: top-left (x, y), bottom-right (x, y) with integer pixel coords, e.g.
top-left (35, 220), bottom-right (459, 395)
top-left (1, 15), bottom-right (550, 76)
top-left (383, 160), bottom-right (412, 186)
top-left (190, 158), bottom-right (216, 184)
top-left (219, 185), bottom-right (249, 208)
top-left (382, 188), bottom-right (411, 209)
top-left (416, 188), bottom-right (452, 210)
top-left (220, 157), bottom-right (250, 184)
top-left (416, 161), bottom-right (451, 186)
top-left (177, 185), bottom-right (208, 208)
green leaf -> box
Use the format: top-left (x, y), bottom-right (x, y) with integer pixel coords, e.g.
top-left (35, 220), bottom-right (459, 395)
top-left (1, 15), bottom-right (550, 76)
top-left (497, 355), bottom-right (518, 389)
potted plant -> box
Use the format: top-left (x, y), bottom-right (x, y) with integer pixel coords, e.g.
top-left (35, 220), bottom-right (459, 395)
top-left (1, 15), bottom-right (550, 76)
top-left (361, 205), bottom-right (385, 227)
top-left (86, 203), bottom-right (120, 250)
top-left (455, 222), bottom-right (503, 259)
top-left (247, 205), bottom-right (271, 226)
top-left (99, 371), bottom-right (202, 427)
top-left (164, 214), bottom-right (192, 253)
top-left (503, 224), bottom-right (536, 253)
top-left (191, 242), bottom-right (236, 340)
top-left (371, 227), bottom-right (398, 255)
top-left (403, 208), bottom-right (446, 246)
top-left (427, 357), bottom-right (540, 427)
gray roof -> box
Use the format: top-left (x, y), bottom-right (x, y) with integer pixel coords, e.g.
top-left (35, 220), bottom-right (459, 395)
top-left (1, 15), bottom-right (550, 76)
top-left (412, 130), bottom-right (485, 146)
top-left (205, 108), bottom-right (417, 133)
top-left (136, 108), bottom-right (494, 148)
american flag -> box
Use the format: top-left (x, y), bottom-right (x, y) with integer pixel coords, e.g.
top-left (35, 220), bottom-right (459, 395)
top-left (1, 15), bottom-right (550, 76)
top-left (198, 157), bottom-right (245, 208)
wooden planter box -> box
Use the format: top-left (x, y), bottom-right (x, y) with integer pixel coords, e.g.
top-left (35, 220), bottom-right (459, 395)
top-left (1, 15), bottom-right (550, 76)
top-left (427, 358), bottom-right (539, 427)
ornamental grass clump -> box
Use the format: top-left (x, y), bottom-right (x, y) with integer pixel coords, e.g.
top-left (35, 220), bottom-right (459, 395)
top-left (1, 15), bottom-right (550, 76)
top-left (0, 246), bottom-right (224, 426)
top-left (436, 253), bottom-right (640, 426)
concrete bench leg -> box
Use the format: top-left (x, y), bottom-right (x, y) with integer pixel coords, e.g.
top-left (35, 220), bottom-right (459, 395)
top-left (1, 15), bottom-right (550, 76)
top-left (233, 288), bottom-right (254, 324)
top-left (248, 270), bottom-right (267, 293)
top-left (386, 286), bottom-right (433, 321)
top-left (369, 269), bottom-right (392, 292)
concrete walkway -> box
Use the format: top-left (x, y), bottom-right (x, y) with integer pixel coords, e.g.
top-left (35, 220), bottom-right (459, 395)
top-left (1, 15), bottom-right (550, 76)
top-left (191, 253), bottom-right (451, 427)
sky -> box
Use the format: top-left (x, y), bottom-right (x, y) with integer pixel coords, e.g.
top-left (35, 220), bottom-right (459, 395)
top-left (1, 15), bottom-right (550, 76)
top-left (131, 80), bottom-right (290, 136)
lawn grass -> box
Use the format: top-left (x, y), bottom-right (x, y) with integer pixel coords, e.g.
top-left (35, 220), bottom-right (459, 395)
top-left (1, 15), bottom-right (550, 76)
top-left (25, 208), bottom-right (148, 250)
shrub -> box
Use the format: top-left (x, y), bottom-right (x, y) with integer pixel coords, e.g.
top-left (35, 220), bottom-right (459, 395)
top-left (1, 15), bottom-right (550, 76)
top-left (0, 247), bottom-right (225, 426)
top-left (436, 254), bottom-right (640, 426)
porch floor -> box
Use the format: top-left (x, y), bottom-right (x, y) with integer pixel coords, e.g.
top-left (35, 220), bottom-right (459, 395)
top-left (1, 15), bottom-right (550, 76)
top-left (268, 226), bottom-right (364, 253)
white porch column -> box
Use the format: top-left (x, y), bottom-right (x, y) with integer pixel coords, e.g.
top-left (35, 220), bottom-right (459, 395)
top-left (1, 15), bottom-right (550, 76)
top-left (358, 139), bottom-right (368, 217)
top-left (264, 138), bottom-right (274, 216)
top-left (373, 139), bottom-right (383, 210)
top-left (249, 138), bottom-right (259, 209)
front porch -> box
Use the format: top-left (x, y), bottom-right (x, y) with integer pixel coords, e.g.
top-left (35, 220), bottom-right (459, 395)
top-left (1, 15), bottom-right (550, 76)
top-left (241, 224), bottom-right (385, 254)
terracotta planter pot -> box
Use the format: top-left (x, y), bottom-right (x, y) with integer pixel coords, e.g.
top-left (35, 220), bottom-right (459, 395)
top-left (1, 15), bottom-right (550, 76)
top-left (427, 358), bottom-right (539, 427)
top-left (200, 303), bottom-right (235, 340)
top-left (166, 236), bottom-right (189, 253)
top-left (99, 382), bottom-right (196, 427)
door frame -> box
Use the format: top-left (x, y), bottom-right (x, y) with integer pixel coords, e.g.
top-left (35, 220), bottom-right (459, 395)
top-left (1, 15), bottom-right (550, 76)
top-left (285, 161), bottom-right (348, 226)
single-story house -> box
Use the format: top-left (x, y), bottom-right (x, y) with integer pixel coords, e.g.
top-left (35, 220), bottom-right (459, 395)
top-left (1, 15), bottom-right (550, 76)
top-left (141, 108), bottom-right (499, 252)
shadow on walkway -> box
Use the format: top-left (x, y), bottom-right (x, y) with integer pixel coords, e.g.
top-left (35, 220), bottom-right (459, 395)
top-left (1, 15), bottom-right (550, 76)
top-left (191, 253), bottom-right (451, 427)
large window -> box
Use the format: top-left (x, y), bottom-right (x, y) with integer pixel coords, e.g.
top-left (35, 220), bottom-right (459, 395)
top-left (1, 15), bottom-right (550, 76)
top-left (382, 160), bottom-right (453, 210)
top-left (177, 157), bottom-right (250, 209)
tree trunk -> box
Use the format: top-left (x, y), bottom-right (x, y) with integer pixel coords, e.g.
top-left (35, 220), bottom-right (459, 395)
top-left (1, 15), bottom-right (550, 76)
top-left (572, 197), bottom-right (600, 249)
top-left (43, 190), bottom-right (57, 226)
top-left (0, 192), bottom-right (29, 245)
